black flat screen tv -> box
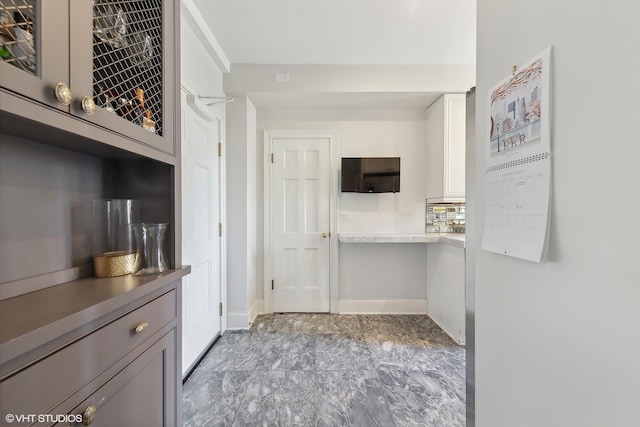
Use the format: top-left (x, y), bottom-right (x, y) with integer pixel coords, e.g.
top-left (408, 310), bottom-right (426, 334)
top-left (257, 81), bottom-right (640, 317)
top-left (341, 157), bottom-right (401, 193)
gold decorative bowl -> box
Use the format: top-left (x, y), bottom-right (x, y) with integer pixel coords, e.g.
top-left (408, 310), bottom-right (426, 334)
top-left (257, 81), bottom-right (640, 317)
top-left (93, 250), bottom-right (137, 277)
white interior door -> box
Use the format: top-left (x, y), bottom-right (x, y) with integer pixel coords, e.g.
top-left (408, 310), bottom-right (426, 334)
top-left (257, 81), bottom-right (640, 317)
top-left (181, 90), bottom-right (222, 376)
top-left (271, 137), bottom-right (331, 312)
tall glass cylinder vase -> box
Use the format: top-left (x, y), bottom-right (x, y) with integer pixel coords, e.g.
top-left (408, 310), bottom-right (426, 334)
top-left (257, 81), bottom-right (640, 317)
top-left (132, 223), bottom-right (169, 275)
top-left (93, 199), bottom-right (139, 277)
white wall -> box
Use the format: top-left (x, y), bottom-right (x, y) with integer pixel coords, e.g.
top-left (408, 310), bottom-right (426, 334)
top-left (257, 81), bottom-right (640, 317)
top-left (226, 96), bottom-right (258, 328)
top-left (180, 17), bottom-right (224, 97)
top-left (224, 64), bottom-right (475, 95)
top-left (246, 100), bottom-right (258, 320)
top-left (475, 2), bottom-right (640, 426)
top-left (258, 109), bottom-right (428, 308)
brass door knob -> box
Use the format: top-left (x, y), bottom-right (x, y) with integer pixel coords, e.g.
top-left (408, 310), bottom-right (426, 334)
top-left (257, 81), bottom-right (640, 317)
top-left (321, 233), bottom-right (328, 238)
top-left (81, 96), bottom-right (96, 115)
top-left (54, 82), bottom-right (73, 106)
top-left (134, 322), bottom-right (149, 334)
top-left (82, 404), bottom-right (97, 425)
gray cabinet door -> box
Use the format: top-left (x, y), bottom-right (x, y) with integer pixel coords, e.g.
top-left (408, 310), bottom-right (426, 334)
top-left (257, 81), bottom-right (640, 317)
top-left (65, 330), bottom-right (177, 427)
top-left (0, 0), bottom-right (69, 111)
top-left (68, 0), bottom-right (176, 155)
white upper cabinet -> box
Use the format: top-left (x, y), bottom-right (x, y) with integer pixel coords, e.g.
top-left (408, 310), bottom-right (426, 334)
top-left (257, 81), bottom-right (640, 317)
top-left (426, 94), bottom-right (466, 202)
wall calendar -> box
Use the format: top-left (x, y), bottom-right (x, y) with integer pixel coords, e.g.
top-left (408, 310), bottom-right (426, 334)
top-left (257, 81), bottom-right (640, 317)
top-left (482, 47), bottom-right (551, 262)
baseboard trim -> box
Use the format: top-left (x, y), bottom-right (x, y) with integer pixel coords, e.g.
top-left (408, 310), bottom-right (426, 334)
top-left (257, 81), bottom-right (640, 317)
top-left (249, 299), bottom-right (264, 323)
top-left (226, 311), bottom-right (250, 330)
top-left (338, 299), bottom-right (428, 314)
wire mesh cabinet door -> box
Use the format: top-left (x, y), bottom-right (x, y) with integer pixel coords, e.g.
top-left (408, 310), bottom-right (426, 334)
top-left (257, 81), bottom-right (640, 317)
top-left (0, 0), bottom-right (70, 111)
top-left (69, 0), bottom-right (176, 155)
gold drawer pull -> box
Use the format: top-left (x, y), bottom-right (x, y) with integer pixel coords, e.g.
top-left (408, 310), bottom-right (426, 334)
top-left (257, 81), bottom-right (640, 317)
top-left (134, 322), bottom-right (149, 334)
top-left (82, 404), bottom-right (97, 425)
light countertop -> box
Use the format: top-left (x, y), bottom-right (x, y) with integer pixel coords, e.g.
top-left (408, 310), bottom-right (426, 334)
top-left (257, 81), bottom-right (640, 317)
top-left (338, 232), bottom-right (465, 248)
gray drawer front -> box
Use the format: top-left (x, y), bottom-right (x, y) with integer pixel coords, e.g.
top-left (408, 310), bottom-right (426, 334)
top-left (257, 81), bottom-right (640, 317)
top-left (0, 290), bottom-right (176, 418)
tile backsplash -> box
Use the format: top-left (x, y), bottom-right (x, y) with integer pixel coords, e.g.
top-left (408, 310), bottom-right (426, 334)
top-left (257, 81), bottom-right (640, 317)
top-left (426, 202), bottom-right (465, 233)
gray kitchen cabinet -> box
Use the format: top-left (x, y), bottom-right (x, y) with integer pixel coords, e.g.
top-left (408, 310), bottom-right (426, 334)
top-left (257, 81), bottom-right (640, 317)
top-left (0, 0), bottom-right (178, 156)
top-left (0, 1), bottom-right (185, 425)
top-left (0, 274), bottom-right (188, 427)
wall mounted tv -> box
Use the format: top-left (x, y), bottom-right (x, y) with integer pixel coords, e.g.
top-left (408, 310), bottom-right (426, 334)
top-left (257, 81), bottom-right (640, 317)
top-left (341, 157), bottom-right (401, 193)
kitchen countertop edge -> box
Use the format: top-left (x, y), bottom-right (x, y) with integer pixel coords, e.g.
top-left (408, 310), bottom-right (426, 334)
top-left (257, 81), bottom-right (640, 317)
top-left (338, 232), bottom-right (465, 248)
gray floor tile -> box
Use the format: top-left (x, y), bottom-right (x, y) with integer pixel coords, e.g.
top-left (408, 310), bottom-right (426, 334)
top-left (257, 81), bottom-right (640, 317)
top-left (378, 369), bottom-right (465, 427)
top-left (183, 313), bottom-right (466, 427)
top-left (183, 370), bottom-right (251, 427)
top-left (315, 370), bottom-right (395, 427)
top-left (255, 332), bottom-right (316, 371)
top-left (200, 331), bottom-right (263, 371)
top-left (233, 370), bottom-right (315, 426)
top-left (316, 334), bottom-right (374, 371)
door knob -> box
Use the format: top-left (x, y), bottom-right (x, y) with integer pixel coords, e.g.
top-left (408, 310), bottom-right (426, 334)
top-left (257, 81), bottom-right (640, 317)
top-left (321, 233), bottom-right (328, 238)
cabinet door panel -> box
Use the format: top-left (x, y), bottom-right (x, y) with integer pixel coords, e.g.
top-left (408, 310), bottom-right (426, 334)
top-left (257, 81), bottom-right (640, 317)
top-left (64, 331), bottom-right (176, 427)
top-left (69, 0), bottom-right (175, 155)
top-left (444, 95), bottom-right (466, 198)
top-left (0, 0), bottom-right (69, 111)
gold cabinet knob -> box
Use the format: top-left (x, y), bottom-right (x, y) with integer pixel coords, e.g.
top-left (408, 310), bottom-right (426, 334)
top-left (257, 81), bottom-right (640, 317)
top-left (134, 322), bottom-right (149, 334)
top-left (54, 82), bottom-right (73, 106)
top-left (321, 233), bottom-right (328, 239)
top-left (82, 404), bottom-right (97, 425)
top-left (81, 96), bottom-right (96, 115)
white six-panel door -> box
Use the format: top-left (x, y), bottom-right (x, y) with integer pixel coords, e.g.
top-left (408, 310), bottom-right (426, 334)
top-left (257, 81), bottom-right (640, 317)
top-left (271, 137), bottom-right (331, 312)
top-left (181, 90), bottom-right (222, 376)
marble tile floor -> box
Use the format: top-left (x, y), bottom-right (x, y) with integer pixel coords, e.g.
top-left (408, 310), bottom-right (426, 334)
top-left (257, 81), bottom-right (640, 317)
top-left (183, 313), bottom-right (465, 427)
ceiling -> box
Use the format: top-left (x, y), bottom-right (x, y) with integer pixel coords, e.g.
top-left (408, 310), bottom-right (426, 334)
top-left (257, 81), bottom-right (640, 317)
top-left (191, 0), bottom-right (476, 109)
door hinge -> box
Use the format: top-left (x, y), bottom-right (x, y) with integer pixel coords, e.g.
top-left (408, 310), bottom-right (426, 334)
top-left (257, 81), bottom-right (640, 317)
top-left (271, 153), bottom-right (274, 163)
top-left (219, 302), bottom-right (223, 316)
top-left (219, 223), bottom-right (222, 236)
top-left (217, 143), bottom-right (222, 157)
top-left (271, 279), bottom-right (274, 290)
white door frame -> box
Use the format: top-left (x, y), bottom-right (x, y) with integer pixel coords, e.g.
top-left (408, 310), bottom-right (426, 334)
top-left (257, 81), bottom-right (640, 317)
top-left (263, 130), bottom-right (339, 314)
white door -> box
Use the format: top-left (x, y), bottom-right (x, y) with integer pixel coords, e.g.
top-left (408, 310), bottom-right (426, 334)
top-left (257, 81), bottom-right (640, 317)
top-left (271, 137), bottom-right (331, 312)
top-left (181, 90), bottom-right (222, 376)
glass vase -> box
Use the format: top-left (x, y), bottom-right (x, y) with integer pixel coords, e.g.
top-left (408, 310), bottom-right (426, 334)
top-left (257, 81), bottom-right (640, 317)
top-left (132, 223), bottom-right (169, 275)
top-left (93, 199), bottom-right (139, 277)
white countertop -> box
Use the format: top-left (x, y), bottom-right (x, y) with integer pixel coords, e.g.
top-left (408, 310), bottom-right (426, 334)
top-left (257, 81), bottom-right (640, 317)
top-left (338, 232), bottom-right (465, 248)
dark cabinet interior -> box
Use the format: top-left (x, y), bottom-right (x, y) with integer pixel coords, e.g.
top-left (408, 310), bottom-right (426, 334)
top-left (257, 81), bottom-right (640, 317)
top-left (0, 132), bottom-right (174, 286)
